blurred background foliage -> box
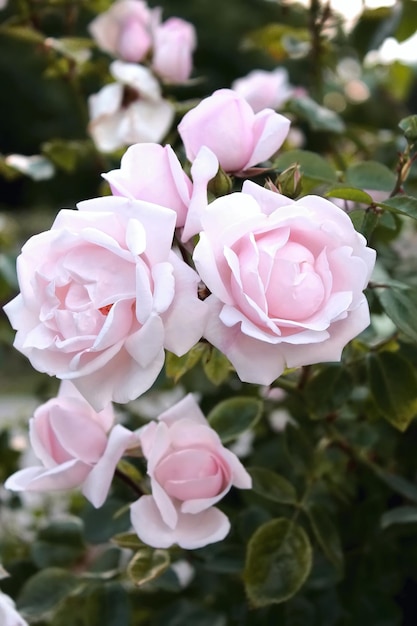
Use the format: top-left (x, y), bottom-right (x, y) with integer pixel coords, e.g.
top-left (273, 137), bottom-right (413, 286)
top-left (2, 0), bottom-right (417, 624)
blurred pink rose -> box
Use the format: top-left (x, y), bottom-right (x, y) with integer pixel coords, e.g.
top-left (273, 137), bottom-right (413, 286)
top-left (89, 0), bottom-right (159, 62)
top-left (152, 17), bottom-right (196, 83)
top-left (130, 394), bottom-right (251, 549)
top-left (4, 197), bottom-right (207, 410)
top-left (5, 382), bottom-right (136, 508)
top-left (193, 181), bottom-right (376, 384)
top-left (177, 89), bottom-right (290, 173)
top-left (88, 61), bottom-right (174, 153)
top-left (232, 68), bottom-right (295, 113)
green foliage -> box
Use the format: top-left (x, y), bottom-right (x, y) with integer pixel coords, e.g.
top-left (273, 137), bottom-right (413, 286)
top-left (127, 548), bottom-right (171, 587)
top-left (207, 397), bottom-right (263, 443)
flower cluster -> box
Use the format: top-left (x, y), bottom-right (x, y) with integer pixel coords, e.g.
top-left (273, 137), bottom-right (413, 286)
top-left (4, 79), bottom-right (376, 549)
top-left (88, 0), bottom-right (196, 152)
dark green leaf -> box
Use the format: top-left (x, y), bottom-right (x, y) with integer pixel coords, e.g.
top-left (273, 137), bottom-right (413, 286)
top-left (207, 397), bottom-right (263, 443)
top-left (17, 568), bottom-right (82, 620)
top-left (274, 150), bottom-right (337, 182)
top-left (287, 97), bottom-right (345, 133)
top-left (244, 518), bottom-right (312, 606)
top-left (31, 518), bottom-right (85, 568)
top-left (381, 506), bottom-right (417, 530)
top-left (127, 547), bottom-right (170, 587)
top-left (325, 186), bottom-right (373, 204)
top-left (377, 195), bottom-right (417, 221)
top-left (367, 351), bottom-right (417, 431)
top-left (112, 532), bottom-right (146, 551)
top-left (305, 504), bottom-right (344, 571)
top-left (345, 161), bottom-right (396, 191)
top-left (248, 467), bottom-right (298, 504)
top-left (374, 469), bottom-right (417, 503)
top-left (376, 284), bottom-right (417, 342)
top-left (306, 364), bottom-right (352, 419)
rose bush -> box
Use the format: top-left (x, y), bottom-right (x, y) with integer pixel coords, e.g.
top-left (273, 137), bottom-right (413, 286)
top-left (130, 394), bottom-right (251, 549)
top-left (177, 89), bottom-right (290, 173)
top-left (5, 382), bottom-right (136, 508)
top-left (4, 196), bottom-right (207, 410)
top-left (193, 181), bottom-right (376, 384)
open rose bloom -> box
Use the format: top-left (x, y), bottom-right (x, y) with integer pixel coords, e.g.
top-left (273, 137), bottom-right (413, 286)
top-left (5, 382), bottom-right (136, 508)
top-left (130, 394), bottom-right (252, 549)
top-left (193, 181), bottom-right (376, 384)
top-left (4, 196), bottom-right (207, 410)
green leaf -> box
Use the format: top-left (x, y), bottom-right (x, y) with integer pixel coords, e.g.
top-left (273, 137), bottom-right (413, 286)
top-left (325, 186), bottom-right (373, 204)
top-left (243, 23), bottom-right (310, 61)
top-left (378, 195), bottom-right (417, 221)
top-left (381, 506), bottom-right (417, 530)
top-left (305, 504), bottom-right (344, 571)
top-left (42, 139), bottom-right (91, 172)
top-left (345, 161), bottom-right (396, 191)
top-left (112, 532), bottom-right (146, 551)
top-left (244, 518), bottom-right (312, 607)
top-left (274, 150), bottom-right (337, 183)
top-left (287, 97), bottom-right (345, 133)
top-left (399, 114), bottom-right (417, 143)
top-left (165, 343), bottom-right (207, 383)
top-left (375, 284), bottom-right (417, 342)
top-left (306, 364), bottom-right (352, 419)
top-left (374, 469), bottom-right (417, 503)
top-left (17, 568), bottom-right (82, 621)
top-left (367, 351), bottom-right (417, 431)
top-left (127, 547), bottom-right (170, 587)
top-left (207, 397), bottom-right (263, 443)
top-left (31, 518), bottom-right (86, 568)
top-left (248, 467), bottom-right (298, 504)
top-left (202, 346), bottom-right (233, 385)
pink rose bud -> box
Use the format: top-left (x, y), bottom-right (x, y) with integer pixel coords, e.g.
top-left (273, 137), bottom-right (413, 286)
top-left (177, 89), bottom-right (291, 173)
top-left (152, 17), bottom-right (197, 83)
top-left (88, 0), bottom-right (158, 62)
top-left (4, 196), bottom-right (207, 410)
top-left (231, 68), bottom-right (296, 113)
top-left (130, 394), bottom-right (252, 549)
top-left (193, 181), bottom-right (376, 385)
top-left (103, 143), bottom-right (193, 228)
top-left (5, 382), bottom-right (136, 508)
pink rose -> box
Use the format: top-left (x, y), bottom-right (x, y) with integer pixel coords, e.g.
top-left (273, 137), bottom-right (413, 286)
top-left (88, 0), bottom-right (159, 62)
top-left (0, 590), bottom-right (28, 626)
top-left (152, 17), bottom-right (196, 83)
top-left (177, 89), bottom-right (291, 173)
top-left (193, 181), bottom-right (376, 384)
top-left (103, 143), bottom-right (192, 228)
top-left (5, 382), bottom-right (136, 508)
top-left (130, 394), bottom-right (251, 549)
top-left (231, 68), bottom-right (295, 113)
top-left (4, 196), bottom-right (207, 410)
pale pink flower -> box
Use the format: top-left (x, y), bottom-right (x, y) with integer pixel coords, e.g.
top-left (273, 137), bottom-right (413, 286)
top-left (103, 142), bottom-right (219, 240)
top-left (0, 590), bottom-right (28, 626)
top-left (4, 197), bottom-right (207, 410)
top-left (103, 143), bottom-right (193, 227)
top-left (130, 394), bottom-right (251, 549)
top-left (88, 61), bottom-right (174, 153)
top-left (232, 68), bottom-right (295, 113)
top-left (193, 181), bottom-right (376, 385)
top-left (5, 382), bottom-right (136, 508)
top-left (88, 0), bottom-right (159, 63)
top-left (152, 17), bottom-right (196, 83)
top-left (177, 89), bottom-right (290, 173)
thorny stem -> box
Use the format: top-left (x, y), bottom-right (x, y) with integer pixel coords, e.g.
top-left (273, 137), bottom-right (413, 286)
top-left (390, 143), bottom-right (417, 198)
top-left (308, 0), bottom-right (331, 99)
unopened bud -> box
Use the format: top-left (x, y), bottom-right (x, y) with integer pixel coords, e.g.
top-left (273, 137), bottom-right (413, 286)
top-left (207, 166), bottom-right (233, 197)
top-left (276, 163), bottom-right (302, 198)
